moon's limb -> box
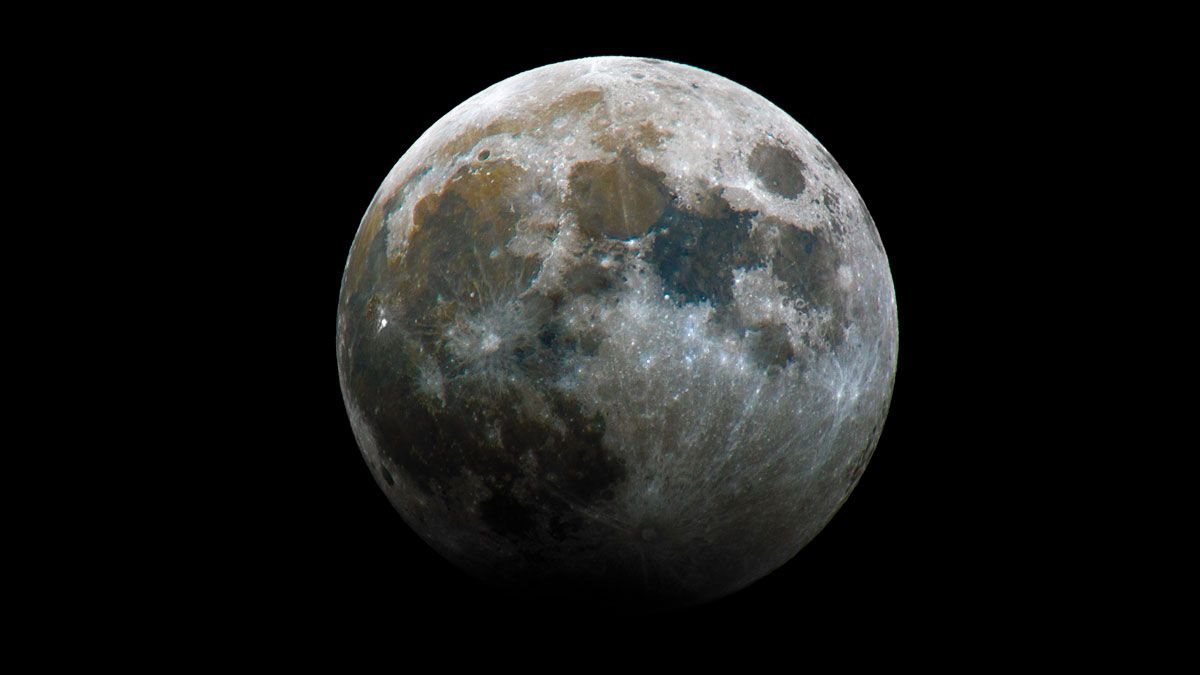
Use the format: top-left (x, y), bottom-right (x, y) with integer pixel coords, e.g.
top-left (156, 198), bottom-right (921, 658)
top-left (336, 56), bottom-right (897, 608)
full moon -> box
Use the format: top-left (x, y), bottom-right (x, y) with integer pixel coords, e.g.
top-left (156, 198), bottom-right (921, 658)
top-left (336, 57), bottom-right (897, 609)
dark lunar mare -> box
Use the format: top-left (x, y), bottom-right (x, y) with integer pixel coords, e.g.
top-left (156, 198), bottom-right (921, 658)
top-left (648, 197), bottom-right (757, 308)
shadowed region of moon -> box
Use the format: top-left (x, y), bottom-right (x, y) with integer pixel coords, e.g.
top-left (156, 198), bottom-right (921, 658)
top-left (336, 56), bottom-right (898, 610)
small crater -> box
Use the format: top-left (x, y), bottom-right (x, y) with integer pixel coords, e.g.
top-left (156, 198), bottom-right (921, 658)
top-left (749, 142), bottom-right (807, 199)
top-left (478, 149), bottom-right (491, 161)
top-left (380, 465), bottom-right (395, 486)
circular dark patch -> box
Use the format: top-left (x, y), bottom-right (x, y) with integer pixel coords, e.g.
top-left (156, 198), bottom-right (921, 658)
top-left (748, 142), bottom-right (807, 199)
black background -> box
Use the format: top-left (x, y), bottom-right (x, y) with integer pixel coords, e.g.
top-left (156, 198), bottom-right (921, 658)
top-left (205, 23), bottom-right (1083, 647)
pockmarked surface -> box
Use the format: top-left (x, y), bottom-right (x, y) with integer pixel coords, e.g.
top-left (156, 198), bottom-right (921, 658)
top-left (337, 57), bottom-right (897, 608)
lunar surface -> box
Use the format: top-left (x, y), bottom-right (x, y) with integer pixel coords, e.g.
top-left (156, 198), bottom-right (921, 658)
top-left (336, 57), bottom-right (897, 609)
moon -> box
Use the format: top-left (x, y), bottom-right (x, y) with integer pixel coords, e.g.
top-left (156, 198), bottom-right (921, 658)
top-left (336, 56), bottom-right (897, 609)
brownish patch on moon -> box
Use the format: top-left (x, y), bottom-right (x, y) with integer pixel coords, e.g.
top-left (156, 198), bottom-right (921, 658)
top-left (634, 121), bottom-right (670, 147)
top-left (399, 160), bottom-right (544, 330)
top-left (568, 152), bottom-right (671, 240)
top-left (413, 161), bottom-right (526, 229)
